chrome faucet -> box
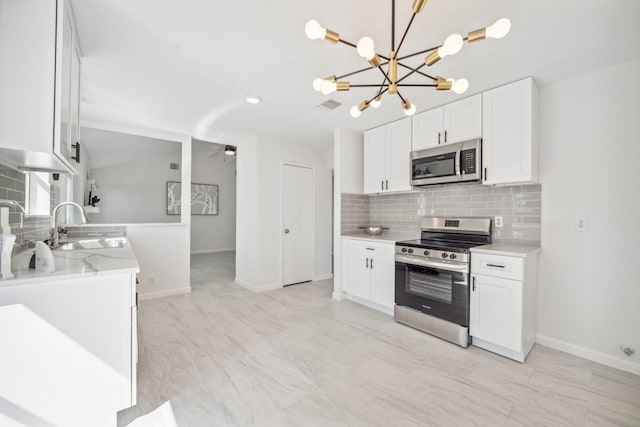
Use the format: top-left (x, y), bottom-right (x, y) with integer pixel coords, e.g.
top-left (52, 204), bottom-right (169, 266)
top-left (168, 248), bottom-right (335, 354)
top-left (50, 202), bottom-right (89, 247)
top-left (0, 199), bottom-right (26, 228)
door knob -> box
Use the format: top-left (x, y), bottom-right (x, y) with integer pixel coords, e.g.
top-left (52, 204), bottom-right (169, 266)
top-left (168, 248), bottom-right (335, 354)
top-left (284, 229), bottom-right (290, 234)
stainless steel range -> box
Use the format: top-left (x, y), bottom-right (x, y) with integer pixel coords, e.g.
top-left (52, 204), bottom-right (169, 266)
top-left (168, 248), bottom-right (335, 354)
top-left (394, 217), bottom-right (492, 347)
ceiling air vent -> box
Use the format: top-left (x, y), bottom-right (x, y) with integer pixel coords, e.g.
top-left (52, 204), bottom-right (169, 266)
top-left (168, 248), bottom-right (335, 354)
top-left (316, 99), bottom-right (342, 111)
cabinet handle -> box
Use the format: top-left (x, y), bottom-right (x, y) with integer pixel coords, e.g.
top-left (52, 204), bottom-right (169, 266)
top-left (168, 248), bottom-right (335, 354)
top-left (366, 248), bottom-right (375, 251)
top-left (438, 132), bottom-right (441, 144)
top-left (71, 142), bottom-right (80, 163)
top-left (381, 180), bottom-right (384, 191)
top-left (444, 130), bottom-right (448, 143)
top-left (483, 168), bottom-right (487, 181)
top-left (486, 263), bottom-right (506, 269)
top-left (366, 258), bottom-right (369, 269)
top-left (472, 276), bottom-right (476, 291)
top-left (385, 180), bottom-right (389, 190)
top-left (370, 258), bottom-right (374, 269)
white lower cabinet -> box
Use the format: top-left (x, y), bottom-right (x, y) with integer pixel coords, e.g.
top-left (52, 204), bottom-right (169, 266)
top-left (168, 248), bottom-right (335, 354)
top-left (470, 274), bottom-right (523, 351)
top-left (342, 238), bottom-right (395, 314)
top-left (0, 273), bottom-right (137, 424)
top-left (470, 247), bottom-right (539, 362)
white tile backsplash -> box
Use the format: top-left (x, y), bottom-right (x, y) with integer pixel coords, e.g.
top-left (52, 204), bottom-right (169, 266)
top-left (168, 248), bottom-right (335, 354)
top-left (342, 182), bottom-right (541, 242)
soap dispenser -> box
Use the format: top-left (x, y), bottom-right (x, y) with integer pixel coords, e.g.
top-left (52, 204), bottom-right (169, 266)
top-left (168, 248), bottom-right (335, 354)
top-left (0, 207), bottom-right (16, 280)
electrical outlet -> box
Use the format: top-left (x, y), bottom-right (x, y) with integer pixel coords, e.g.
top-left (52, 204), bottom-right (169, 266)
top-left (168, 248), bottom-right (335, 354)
top-left (148, 275), bottom-right (156, 286)
top-left (494, 216), bottom-right (503, 228)
top-left (576, 216), bottom-right (588, 232)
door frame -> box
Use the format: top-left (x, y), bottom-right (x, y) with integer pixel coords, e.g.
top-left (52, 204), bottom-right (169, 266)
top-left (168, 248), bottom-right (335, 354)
top-left (280, 162), bottom-right (316, 287)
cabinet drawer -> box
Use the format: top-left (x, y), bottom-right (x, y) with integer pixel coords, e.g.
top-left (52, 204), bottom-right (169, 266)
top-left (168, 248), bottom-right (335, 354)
top-left (471, 253), bottom-right (523, 281)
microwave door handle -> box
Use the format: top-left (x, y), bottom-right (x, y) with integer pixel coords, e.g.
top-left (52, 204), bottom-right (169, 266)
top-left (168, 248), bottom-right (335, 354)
top-left (455, 146), bottom-right (462, 179)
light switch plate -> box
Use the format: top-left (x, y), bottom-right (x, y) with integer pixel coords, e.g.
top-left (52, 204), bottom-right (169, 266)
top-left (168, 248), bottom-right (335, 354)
top-left (576, 216), bottom-right (588, 232)
top-left (494, 216), bottom-right (503, 228)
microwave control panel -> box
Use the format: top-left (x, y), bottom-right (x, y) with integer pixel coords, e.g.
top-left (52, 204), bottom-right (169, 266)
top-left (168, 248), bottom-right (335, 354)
top-left (461, 149), bottom-right (477, 175)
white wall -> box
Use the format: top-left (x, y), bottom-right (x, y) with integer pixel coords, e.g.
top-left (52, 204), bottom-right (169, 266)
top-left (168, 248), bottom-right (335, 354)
top-left (90, 149), bottom-right (181, 224)
top-left (130, 224), bottom-right (191, 299)
top-left (190, 140), bottom-right (236, 254)
top-left (79, 122), bottom-right (192, 300)
top-left (235, 136), bottom-right (259, 289)
top-left (235, 136), bottom-right (333, 291)
top-left (537, 60), bottom-right (640, 374)
top-left (332, 129), bottom-right (364, 299)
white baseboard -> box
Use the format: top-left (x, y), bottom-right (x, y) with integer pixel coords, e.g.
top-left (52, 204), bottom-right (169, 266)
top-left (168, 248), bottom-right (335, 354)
top-left (332, 291), bottom-right (346, 301)
top-left (190, 248), bottom-right (236, 255)
top-left (313, 273), bottom-right (333, 281)
top-left (234, 277), bottom-right (282, 293)
top-left (346, 294), bottom-right (393, 316)
top-left (536, 334), bottom-right (640, 376)
top-left (138, 287), bottom-right (192, 301)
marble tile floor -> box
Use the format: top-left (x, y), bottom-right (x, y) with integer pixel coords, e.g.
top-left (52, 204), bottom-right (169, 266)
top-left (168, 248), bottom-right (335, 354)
top-left (118, 251), bottom-right (640, 426)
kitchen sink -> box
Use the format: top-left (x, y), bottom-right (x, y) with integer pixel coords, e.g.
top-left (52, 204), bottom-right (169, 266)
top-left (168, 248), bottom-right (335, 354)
top-left (55, 237), bottom-right (127, 251)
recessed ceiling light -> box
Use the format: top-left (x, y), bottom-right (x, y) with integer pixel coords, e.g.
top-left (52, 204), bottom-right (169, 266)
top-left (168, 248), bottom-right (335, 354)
top-left (244, 95), bottom-right (262, 104)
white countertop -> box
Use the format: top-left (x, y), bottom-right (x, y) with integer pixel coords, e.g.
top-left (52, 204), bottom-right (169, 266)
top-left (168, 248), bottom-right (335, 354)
top-left (1, 239), bottom-right (140, 287)
top-left (341, 232), bottom-right (419, 244)
top-left (470, 241), bottom-right (541, 258)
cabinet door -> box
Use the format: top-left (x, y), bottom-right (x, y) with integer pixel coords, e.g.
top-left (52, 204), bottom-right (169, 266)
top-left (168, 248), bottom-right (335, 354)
top-left (482, 78), bottom-right (536, 185)
top-left (69, 44), bottom-right (81, 155)
top-left (412, 107), bottom-right (443, 150)
top-left (364, 125), bottom-right (387, 194)
top-left (343, 241), bottom-right (371, 300)
top-left (369, 246), bottom-right (396, 309)
top-left (386, 117), bottom-right (412, 192)
top-left (443, 94), bottom-right (482, 144)
top-left (470, 274), bottom-right (522, 351)
top-left (57, 4), bottom-right (74, 161)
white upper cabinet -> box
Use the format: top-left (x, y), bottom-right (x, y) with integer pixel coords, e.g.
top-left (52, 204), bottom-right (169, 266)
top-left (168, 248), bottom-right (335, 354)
top-left (482, 77), bottom-right (538, 185)
top-left (386, 118), bottom-right (412, 192)
top-left (412, 94), bottom-right (482, 151)
top-left (363, 125), bottom-right (387, 194)
top-left (412, 107), bottom-right (443, 150)
top-left (0, 0), bottom-right (80, 174)
top-left (364, 117), bottom-right (411, 194)
top-left (443, 94), bottom-right (482, 144)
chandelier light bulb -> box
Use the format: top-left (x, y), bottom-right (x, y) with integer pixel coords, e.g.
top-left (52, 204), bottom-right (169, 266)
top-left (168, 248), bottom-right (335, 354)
top-left (312, 78), bottom-right (323, 91)
top-left (447, 78), bottom-right (469, 94)
top-left (320, 80), bottom-right (337, 95)
top-left (305, 19), bottom-right (326, 40)
top-left (350, 106), bottom-right (362, 118)
top-left (357, 37), bottom-right (376, 60)
top-left (370, 96), bottom-right (382, 108)
top-left (486, 18), bottom-right (511, 39)
top-left (438, 33), bottom-right (463, 57)
top-left (403, 101), bottom-right (417, 116)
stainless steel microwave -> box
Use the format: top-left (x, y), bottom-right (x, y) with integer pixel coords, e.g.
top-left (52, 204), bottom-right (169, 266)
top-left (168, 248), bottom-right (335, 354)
top-left (410, 139), bottom-right (482, 186)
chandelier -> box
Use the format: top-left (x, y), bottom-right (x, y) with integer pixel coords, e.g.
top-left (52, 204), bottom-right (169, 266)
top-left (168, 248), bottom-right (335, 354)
top-left (305, 0), bottom-right (511, 118)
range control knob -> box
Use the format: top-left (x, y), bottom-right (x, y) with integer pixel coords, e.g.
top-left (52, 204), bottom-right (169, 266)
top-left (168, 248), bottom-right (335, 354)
top-left (449, 253), bottom-right (457, 260)
top-left (407, 248), bottom-right (414, 254)
top-left (401, 248), bottom-right (407, 253)
top-left (423, 250), bottom-right (430, 256)
top-left (441, 253), bottom-right (449, 259)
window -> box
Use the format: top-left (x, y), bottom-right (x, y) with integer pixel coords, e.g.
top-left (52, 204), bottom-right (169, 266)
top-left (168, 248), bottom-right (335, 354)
top-left (25, 172), bottom-right (51, 216)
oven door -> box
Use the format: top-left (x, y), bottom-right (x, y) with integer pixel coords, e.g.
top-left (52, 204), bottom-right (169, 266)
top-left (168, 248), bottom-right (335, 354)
top-left (395, 256), bottom-right (470, 326)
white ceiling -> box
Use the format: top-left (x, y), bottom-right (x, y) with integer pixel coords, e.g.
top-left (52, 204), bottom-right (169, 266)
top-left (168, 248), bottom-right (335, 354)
top-left (73, 0), bottom-right (640, 149)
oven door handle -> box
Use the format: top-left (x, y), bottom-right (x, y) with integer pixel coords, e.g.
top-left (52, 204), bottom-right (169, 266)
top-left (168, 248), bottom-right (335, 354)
top-left (395, 255), bottom-right (469, 273)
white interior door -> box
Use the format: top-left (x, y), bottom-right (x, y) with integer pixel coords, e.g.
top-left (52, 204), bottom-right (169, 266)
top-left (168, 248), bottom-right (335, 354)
top-left (282, 164), bottom-right (314, 285)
